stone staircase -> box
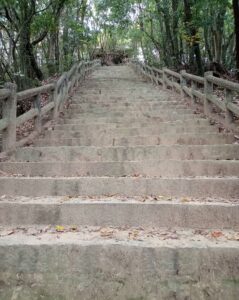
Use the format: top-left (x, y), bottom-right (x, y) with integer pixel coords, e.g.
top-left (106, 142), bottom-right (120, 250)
top-left (0, 65), bottom-right (239, 299)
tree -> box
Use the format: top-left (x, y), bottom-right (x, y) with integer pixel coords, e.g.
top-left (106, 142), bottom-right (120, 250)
top-left (233, 0), bottom-right (239, 78)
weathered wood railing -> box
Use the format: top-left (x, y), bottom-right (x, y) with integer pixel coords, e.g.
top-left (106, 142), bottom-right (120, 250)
top-left (0, 60), bottom-right (100, 152)
top-left (132, 61), bottom-right (239, 128)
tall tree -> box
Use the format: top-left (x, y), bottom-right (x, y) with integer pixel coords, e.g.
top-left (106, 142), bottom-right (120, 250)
top-left (233, 0), bottom-right (239, 78)
top-left (183, 0), bottom-right (203, 75)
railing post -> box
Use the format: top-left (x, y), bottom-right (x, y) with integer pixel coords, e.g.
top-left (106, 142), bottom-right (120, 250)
top-left (53, 82), bottom-right (60, 119)
top-left (204, 71), bottom-right (213, 116)
top-left (180, 70), bottom-right (186, 99)
top-left (82, 62), bottom-right (86, 80)
top-left (155, 71), bottom-right (159, 86)
top-left (191, 81), bottom-right (197, 103)
top-left (2, 83), bottom-right (17, 152)
top-left (225, 89), bottom-right (234, 126)
top-left (162, 68), bottom-right (167, 89)
top-left (61, 76), bottom-right (69, 112)
top-left (137, 62), bottom-right (141, 75)
top-left (149, 68), bottom-right (153, 83)
top-left (171, 75), bottom-right (176, 93)
top-left (78, 63), bottom-right (83, 85)
top-left (33, 94), bottom-right (42, 133)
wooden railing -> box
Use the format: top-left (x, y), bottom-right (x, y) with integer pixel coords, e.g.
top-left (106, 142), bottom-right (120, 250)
top-left (0, 60), bottom-right (100, 152)
top-left (132, 61), bottom-right (239, 128)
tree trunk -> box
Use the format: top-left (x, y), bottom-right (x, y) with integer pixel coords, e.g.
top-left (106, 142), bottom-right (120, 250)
top-left (19, 24), bottom-right (44, 84)
top-left (18, 1), bottom-right (44, 86)
top-left (183, 0), bottom-right (203, 75)
top-left (233, 0), bottom-right (239, 79)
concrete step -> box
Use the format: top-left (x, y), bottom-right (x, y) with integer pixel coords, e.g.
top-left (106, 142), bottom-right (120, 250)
top-left (35, 133), bottom-right (234, 147)
top-left (73, 93), bottom-right (168, 99)
top-left (67, 110), bottom-right (194, 119)
top-left (1, 160), bottom-right (238, 177)
top-left (70, 97), bottom-right (184, 103)
top-left (0, 177), bottom-right (238, 198)
top-left (12, 144), bottom-right (239, 162)
top-left (0, 198), bottom-right (238, 229)
top-left (3, 62), bottom-right (239, 300)
top-left (67, 110), bottom-right (195, 119)
top-left (67, 106), bottom-right (191, 114)
top-left (59, 115), bottom-right (204, 124)
top-left (0, 226), bottom-right (238, 299)
top-left (69, 102), bottom-right (188, 111)
top-left (54, 118), bottom-right (211, 130)
top-left (71, 100), bottom-right (186, 105)
top-left (45, 126), bottom-right (217, 139)
top-left (68, 108), bottom-right (192, 116)
top-left (73, 98), bottom-right (175, 105)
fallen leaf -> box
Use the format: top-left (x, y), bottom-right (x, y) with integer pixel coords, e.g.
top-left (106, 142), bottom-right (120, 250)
top-left (27, 228), bottom-right (39, 236)
top-left (0, 229), bottom-right (15, 237)
top-left (181, 197), bottom-right (190, 203)
top-left (152, 196), bottom-right (161, 201)
top-left (226, 234), bottom-right (239, 241)
top-left (100, 228), bottom-right (114, 238)
top-left (70, 225), bottom-right (78, 232)
top-left (128, 229), bottom-right (139, 240)
top-left (211, 231), bottom-right (224, 238)
top-left (139, 197), bottom-right (146, 202)
top-left (56, 225), bottom-right (65, 232)
top-left (168, 234), bottom-right (179, 240)
top-left (61, 195), bottom-right (74, 202)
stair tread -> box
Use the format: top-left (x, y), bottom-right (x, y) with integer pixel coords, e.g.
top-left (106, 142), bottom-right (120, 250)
top-left (1, 225), bottom-right (239, 248)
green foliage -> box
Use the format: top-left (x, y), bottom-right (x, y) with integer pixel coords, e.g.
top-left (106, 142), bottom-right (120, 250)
top-left (0, 0), bottom-right (237, 85)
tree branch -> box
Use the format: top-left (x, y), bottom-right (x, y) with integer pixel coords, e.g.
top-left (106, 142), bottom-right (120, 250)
top-left (32, 30), bottom-right (48, 46)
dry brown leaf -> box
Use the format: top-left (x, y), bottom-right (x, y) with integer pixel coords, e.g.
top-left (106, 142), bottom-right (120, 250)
top-left (70, 226), bottom-right (78, 232)
top-left (139, 197), bottom-right (146, 202)
top-left (27, 228), bottom-right (40, 236)
top-left (226, 234), bottom-right (239, 241)
top-left (61, 195), bottom-right (74, 202)
top-left (211, 231), bottom-right (224, 238)
top-left (181, 197), bottom-right (190, 203)
top-left (168, 234), bottom-right (179, 240)
top-left (100, 228), bottom-right (114, 238)
top-left (128, 229), bottom-right (139, 240)
top-left (0, 229), bottom-right (15, 237)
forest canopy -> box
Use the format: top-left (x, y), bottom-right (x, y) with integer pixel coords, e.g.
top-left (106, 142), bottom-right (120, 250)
top-left (0, 0), bottom-right (239, 90)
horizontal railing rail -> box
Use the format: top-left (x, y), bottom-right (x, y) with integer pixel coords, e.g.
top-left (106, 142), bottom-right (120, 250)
top-left (132, 60), bottom-right (239, 128)
top-left (0, 59), bottom-right (100, 152)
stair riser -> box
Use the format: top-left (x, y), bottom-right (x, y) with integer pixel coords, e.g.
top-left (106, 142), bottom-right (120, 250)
top-left (13, 145), bottom-right (239, 162)
top-left (74, 96), bottom-right (170, 101)
top-left (1, 161), bottom-right (238, 177)
top-left (69, 103), bottom-right (188, 111)
top-left (1, 202), bottom-right (238, 229)
top-left (35, 134), bottom-right (234, 147)
top-left (67, 108), bottom-right (191, 115)
top-left (59, 114), bottom-right (204, 127)
top-left (0, 245), bottom-right (238, 300)
top-left (0, 178), bottom-right (238, 198)
top-left (45, 126), bottom-right (216, 139)
top-left (54, 119), bottom-right (210, 130)
top-left (67, 109), bottom-right (192, 117)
